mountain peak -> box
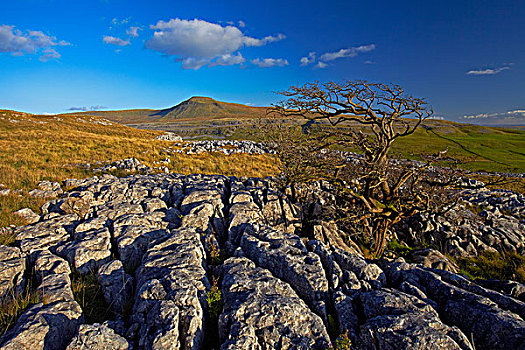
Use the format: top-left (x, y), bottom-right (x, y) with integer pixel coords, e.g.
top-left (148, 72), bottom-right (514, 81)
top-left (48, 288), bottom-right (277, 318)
top-left (186, 96), bottom-right (216, 103)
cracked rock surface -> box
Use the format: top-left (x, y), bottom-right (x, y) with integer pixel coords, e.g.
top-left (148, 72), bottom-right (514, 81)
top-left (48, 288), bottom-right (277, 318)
top-left (0, 173), bottom-right (524, 350)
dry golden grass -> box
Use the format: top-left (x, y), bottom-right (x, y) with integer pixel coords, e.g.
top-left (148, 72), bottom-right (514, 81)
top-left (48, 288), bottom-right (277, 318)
top-left (0, 195), bottom-right (49, 229)
top-left (0, 111), bottom-right (279, 230)
top-left (0, 286), bottom-right (40, 336)
top-left (166, 152), bottom-right (278, 177)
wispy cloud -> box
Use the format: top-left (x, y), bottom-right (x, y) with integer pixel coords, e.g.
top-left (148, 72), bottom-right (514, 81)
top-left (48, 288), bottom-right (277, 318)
top-left (145, 18), bottom-right (285, 70)
top-left (0, 24), bottom-right (69, 61)
top-left (126, 26), bottom-right (141, 38)
top-left (103, 35), bottom-right (130, 46)
top-left (319, 44), bottom-right (376, 61)
top-left (111, 17), bottom-right (130, 26)
top-left (67, 105), bottom-right (107, 111)
top-left (300, 52), bottom-right (316, 66)
top-left (40, 48), bottom-right (61, 62)
top-left (461, 109), bottom-right (525, 126)
top-left (300, 44), bottom-right (375, 68)
top-left (251, 58), bottom-right (288, 68)
top-left (466, 64), bottom-right (513, 75)
top-left (210, 52), bottom-right (246, 67)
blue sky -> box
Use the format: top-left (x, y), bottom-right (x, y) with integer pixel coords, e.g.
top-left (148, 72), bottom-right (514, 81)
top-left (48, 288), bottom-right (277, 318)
top-left (1, 0), bottom-right (524, 124)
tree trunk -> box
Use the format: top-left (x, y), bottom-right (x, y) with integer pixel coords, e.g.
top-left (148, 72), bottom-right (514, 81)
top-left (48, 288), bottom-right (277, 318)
top-left (290, 181), bottom-right (297, 203)
top-left (371, 219), bottom-right (389, 258)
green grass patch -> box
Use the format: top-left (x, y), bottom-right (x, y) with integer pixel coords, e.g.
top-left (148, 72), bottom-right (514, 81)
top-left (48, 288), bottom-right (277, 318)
top-left (71, 269), bottom-right (112, 324)
top-left (386, 239), bottom-right (414, 260)
top-left (206, 277), bottom-right (222, 320)
top-left (328, 330), bottom-right (352, 350)
top-left (0, 194), bottom-right (48, 235)
top-left (391, 124), bottom-right (525, 174)
top-left (455, 250), bottom-right (525, 283)
top-left (0, 284), bottom-right (40, 337)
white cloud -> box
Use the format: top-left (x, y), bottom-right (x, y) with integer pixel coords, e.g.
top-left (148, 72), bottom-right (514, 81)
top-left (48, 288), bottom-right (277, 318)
top-left (251, 58), bottom-right (288, 68)
top-left (126, 26), bottom-right (141, 37)
top-left (209, 52), bottom-right (246, 67)
top-left (0, 24), bottom-right (69, 60)
top-left (319, 44), bottom-right (376, 61)
top-left (103, 35), bottom-right (130, 46)
top-left (40, 48), bottom-right (61, 62)
top-left (179, 57), bottom-right (209, 70)
top-left (145, 18), bottom-right (285, 69)
top-left (466, 65), bottom-right (511, 75)
top-left (300, 51), bottom-right (316, 66)
top-left (67, 105), bottom-right (107, 111)
top-left (111, 17), bottom-right (130, 26)
top-left (243, 33), bottom-right (286, 47)
top-left (462, 113), bottom-right (491, 119)
top-left (460, 109), bottom-right (525, 126)
top-left (300, 44), bottom-right (375, 68)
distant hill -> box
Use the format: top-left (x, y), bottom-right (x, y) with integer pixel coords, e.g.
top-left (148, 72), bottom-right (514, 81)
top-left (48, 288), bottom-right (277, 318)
top-left (3, 106), bottom-right (525, 175)
top-left (64, 96), bottom-right (267, 124)
top-left (151, 96), bottom-right (267, 120)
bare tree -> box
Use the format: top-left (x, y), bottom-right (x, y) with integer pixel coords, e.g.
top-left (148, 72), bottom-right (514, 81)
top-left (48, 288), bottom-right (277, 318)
top-left (269, 80), bottom-right (436, 257)
top-left (256, 113), bottom-right (338, 203)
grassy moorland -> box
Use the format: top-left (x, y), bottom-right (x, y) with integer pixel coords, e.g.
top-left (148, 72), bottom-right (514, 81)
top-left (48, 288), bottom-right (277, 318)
top-left (2, 107), bottom-right (524, 228)
top-left (66, 97), bottom-right (525, 175)
top-left (392, 121), bottom-right (525, 174)
top-left (0, 108), bottom-right (524, 303)
top-left (0, 110), bottom-right (279, 227)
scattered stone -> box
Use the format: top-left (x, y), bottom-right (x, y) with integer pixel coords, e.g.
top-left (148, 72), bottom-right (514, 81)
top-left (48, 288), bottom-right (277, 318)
top-left (0, 246), bottom-right (26, 299)
top-left (97, 260), bottom-right (133, 315)
top-left (410, 248), bottom-right (459, 273)
top-left (28, 181), bottom-right (63, 198)
top-left (131, 226), bottom-right (210, 350)
top-left (60, 197), bottom-right (91, 218)
top-left (313, 220), bottom-right (362, 255)
top-left (357, 311), bottom-right (472, 350)
top-left (37, 181), bottom-right (62, 193)
top-left (1, 250), bottom-right (83, 350)
top-left (219, 257), bottom-right (330, 349)
top-left (15, 213), bottom-right (79, 254)
top-left (1, 301), bottom-right (83, 350)
top-left (156, 132), bottom-right (183, 142)
top-left (333, 249), bottom-right (386, 288)
top-left (240, 224), bottom-right (329, 318)
top-left (93, 158), bottom-right (152, 174)
top-left (1, 173), bottom-right (524, 350)
top-left (475, 279), bottom-right (525, 302)
top-left (166, 140), bottom-right (275, 155)
top-left (66, 323), bottom-right (131, 350)
top-left (13, 208), bottom-right (40, 224)
top-left (55, 227), bottom-right (111, 274)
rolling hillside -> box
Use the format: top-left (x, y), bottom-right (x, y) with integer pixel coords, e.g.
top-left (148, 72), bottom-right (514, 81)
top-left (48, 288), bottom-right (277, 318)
top-left (62, 98), bottom-right (525, 174)
top-left (65, 96), bottom-right (267, 124)
top-left (0, 109), bottom-right (279, 227)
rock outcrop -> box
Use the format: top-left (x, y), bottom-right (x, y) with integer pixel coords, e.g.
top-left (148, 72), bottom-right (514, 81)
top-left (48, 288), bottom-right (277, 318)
top-left (156, 132), bottom-right (183, 142)
top-left (0, 173), bottom-right (524, 350)
top-left (394, 187), bottom-right (525, 258)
